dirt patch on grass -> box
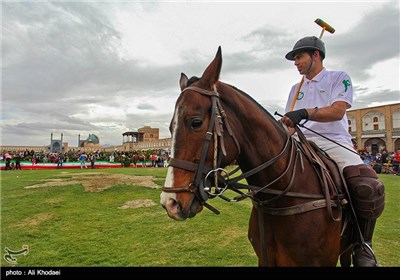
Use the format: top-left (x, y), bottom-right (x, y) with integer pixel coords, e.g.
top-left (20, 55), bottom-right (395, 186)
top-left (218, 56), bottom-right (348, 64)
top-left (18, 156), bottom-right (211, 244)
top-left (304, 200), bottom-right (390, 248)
top-left (25, 179), bottom-right (81, 188)
top-left (118, 199), bottom-right (156, 209)
top-left (12, 213), bottom-right (55, 228)
top-left (24, 172), bottom-right (161, 192)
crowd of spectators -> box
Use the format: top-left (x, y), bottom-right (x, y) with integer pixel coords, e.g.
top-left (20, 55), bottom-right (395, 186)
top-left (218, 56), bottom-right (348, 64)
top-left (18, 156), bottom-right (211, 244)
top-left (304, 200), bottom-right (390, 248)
top-left (1, 149), bottom-right (170, 170)
top-left (360, 149), bottom-right (400, 175)
top-left (2, 147), bottom-right (398, 174)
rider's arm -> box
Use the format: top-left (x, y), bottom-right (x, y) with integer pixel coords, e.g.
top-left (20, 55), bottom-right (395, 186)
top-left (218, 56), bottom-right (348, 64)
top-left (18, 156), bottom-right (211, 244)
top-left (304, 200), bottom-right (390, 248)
top-left (281, 101), bottom-right (349, 128)
top-left (306, 101), bottom-right (349, 122)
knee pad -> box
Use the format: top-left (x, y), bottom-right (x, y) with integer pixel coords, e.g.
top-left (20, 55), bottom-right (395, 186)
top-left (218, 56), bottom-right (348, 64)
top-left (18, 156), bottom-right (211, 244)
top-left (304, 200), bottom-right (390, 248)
top-left (343, 164), bottom-right (385, 219)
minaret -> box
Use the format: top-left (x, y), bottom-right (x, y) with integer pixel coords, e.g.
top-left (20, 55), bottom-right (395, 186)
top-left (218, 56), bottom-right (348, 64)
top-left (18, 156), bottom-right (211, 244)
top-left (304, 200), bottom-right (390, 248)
top-left (78, 134), bottom-right (81, 147)
top-left (50, 132), bottom-right (54, 153)
top-left (61, 133), bottom-right (64, 152)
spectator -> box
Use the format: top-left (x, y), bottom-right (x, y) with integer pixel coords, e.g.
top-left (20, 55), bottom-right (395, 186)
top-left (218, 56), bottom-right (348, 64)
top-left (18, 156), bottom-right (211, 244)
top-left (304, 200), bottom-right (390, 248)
top-left (381, 150), bottom-right (388, 164)
top-left (4, 153), bottom-right (12, 171)
top-left (15, 154), bottom-right (22, 170)
top-left (57, 153), bottom-right (64, 169)
top-left (393, 150), bottom-right (400, 175)
top-left (79, 152), bottom-right (88, 169)
top-left (89, 153), bottom-right (96, 169)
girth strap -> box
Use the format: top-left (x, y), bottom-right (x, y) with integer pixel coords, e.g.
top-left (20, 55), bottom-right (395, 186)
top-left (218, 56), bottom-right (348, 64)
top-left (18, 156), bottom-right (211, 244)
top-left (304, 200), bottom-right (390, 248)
top-left (255, 199), bottom-right (338, 216)
top-left (257, 205), bottom-right (268, 267)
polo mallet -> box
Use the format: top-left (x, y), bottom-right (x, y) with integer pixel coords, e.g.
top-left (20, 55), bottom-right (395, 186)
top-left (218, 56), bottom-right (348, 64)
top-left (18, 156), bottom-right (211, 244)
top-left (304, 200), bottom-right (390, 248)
top-left (288, 18), bottom-right (336, 112)
top-left (315, 18), bottom-right (335, 39)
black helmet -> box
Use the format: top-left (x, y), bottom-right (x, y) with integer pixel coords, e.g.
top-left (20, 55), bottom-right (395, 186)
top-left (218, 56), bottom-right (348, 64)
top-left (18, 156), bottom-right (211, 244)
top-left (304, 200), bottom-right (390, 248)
top-left (285, 36), bottom-right (326, 61)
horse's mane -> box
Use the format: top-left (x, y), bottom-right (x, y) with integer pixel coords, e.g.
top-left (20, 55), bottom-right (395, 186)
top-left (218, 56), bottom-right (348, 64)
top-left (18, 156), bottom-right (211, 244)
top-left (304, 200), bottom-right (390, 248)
top-left (185, 76), bottom-right (286, 135)
top-left (222, 82), bottom-right (286, 135)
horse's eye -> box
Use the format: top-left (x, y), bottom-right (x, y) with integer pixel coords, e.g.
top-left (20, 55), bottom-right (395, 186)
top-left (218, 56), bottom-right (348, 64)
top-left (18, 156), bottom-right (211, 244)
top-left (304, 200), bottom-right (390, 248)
top-left (191, 118), bottom-right (203, 129)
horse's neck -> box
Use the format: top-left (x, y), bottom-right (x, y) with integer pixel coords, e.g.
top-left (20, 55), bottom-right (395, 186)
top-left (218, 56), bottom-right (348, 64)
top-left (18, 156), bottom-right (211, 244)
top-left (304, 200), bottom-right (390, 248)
top-left (219, 83), bottom-right (290, 178)
top-left (229, 96), bottom-right (289, 175)
top-left (239, 121), bottom-right (287, 167)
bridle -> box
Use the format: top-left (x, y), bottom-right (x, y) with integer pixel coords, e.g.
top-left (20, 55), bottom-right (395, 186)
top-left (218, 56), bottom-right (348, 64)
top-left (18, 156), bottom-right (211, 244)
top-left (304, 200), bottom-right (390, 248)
top-left (161, 85), bottom-right (241, 214)
top-left (160, 85), bottom-right (304, 214)
top-left (161, 85), bottom-right (341, 219)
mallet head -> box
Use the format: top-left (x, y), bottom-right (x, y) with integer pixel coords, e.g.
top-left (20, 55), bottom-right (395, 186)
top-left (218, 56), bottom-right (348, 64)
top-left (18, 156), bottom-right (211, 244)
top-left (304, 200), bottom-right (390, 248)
top-left (315, 18), bottom-right (335, 39)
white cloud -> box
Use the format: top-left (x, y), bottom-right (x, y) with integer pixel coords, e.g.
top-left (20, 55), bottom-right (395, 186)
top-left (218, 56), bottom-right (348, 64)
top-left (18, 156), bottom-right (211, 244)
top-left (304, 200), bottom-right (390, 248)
top-left (1, 0), bottom-right (399, 146)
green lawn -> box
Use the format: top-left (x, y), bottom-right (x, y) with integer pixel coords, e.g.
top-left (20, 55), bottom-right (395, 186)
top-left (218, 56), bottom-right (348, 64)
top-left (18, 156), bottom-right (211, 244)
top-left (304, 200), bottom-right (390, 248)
top-left (1, 168), bottom-right (398, 267)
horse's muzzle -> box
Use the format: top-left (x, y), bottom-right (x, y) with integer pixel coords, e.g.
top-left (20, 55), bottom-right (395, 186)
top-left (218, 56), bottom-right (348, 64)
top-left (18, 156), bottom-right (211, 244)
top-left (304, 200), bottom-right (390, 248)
top-left (160, 191), bottom-right (202, 220)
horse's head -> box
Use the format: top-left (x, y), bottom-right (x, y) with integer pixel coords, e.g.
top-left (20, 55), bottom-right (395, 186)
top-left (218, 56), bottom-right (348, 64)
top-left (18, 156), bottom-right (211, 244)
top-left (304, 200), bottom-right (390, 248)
top-left (160, 47), bottom-right (240, 220)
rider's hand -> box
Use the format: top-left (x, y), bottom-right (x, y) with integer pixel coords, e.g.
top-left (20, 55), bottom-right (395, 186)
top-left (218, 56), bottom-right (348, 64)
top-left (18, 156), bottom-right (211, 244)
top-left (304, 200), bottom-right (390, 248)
top-left (281, 109), bottom-right (309, 127)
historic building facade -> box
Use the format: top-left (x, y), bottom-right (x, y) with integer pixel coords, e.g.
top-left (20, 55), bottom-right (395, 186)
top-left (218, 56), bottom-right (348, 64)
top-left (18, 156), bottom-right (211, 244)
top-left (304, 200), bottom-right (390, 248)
top-left (1, 126), bottom-right (171, 154)
top-left (347, 102), bottom-right (400, 154)
top-left (1, 133), bottom-right (103, 154)
top-left (105, 126), bottom-right (170, 152)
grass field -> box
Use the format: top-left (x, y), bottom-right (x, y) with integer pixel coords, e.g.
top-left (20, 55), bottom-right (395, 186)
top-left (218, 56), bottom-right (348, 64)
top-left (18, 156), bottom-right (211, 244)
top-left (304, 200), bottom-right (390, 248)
top-left (1, 167), bottom-right (398, 267)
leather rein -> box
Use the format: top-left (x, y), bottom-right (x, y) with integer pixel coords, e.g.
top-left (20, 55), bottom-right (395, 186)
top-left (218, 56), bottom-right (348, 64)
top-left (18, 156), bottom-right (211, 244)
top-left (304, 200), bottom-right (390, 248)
top-left (161, 86), bottom-right (340, 217)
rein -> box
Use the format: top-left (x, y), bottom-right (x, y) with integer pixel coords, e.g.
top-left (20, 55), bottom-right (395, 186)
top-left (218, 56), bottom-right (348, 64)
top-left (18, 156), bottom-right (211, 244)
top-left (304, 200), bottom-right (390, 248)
top-left (162, 85), bottom-right (340, 215)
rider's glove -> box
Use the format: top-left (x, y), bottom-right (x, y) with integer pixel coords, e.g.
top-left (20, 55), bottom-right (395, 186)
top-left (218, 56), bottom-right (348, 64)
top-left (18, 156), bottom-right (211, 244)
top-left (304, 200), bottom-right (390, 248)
top-left (284, 109), bottom-right (309, 125)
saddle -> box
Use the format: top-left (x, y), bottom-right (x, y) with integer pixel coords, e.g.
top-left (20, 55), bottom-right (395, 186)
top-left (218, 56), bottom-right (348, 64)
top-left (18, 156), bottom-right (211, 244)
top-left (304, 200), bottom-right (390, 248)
top-left (294, 128), bottom-right (357, 266)
top-left (294, 127), bottom-right (349, 222)
top-left (308, 140), bottom-right (344, 192)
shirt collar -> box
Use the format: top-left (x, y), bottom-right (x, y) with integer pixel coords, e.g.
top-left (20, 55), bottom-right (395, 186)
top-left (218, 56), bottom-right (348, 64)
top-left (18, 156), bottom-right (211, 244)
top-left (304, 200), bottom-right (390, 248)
top-left (304, 68), bottom-right (326, 82)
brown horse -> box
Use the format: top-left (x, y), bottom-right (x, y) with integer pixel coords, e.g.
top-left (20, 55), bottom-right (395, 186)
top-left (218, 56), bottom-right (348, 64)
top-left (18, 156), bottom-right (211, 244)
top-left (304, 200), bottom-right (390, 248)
top-left (132, 153), bottom-right (146, 167)
top-left (160, 47), bottom-right (353, 266)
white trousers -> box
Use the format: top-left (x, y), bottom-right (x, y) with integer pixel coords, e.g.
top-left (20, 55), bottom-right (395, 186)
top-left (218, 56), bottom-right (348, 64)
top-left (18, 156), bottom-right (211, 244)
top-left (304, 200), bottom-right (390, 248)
top-left (297, 136), bottom-right (363, 172)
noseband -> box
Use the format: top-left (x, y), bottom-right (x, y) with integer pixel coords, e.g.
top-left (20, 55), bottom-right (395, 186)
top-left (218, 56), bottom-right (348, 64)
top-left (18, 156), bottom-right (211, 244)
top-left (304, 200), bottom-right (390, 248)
top-left (161, 86), bottom-right (240, 214)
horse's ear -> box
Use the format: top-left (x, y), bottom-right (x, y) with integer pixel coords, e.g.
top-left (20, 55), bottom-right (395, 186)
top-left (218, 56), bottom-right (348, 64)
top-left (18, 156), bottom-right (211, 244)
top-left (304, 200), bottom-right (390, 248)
top-left (179, 73), bottom-right (189, 91)
top-left (200, 46), bottom-right (222, 89)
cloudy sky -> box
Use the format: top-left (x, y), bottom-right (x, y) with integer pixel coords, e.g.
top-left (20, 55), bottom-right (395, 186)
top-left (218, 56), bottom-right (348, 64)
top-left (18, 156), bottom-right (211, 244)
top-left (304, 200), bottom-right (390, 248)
top-left (1, 0), bottom-right (399, 147)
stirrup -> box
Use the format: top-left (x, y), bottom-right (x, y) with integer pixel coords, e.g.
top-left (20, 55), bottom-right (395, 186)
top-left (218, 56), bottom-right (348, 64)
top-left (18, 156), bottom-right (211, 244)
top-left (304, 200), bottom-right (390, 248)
top-left (352, 242), bottom-right (378, 267)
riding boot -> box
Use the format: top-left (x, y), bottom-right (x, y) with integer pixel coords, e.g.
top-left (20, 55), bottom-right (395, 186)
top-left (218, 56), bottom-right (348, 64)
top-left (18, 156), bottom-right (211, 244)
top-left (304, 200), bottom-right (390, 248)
top-left (352, 218), bottom-right (378, 267)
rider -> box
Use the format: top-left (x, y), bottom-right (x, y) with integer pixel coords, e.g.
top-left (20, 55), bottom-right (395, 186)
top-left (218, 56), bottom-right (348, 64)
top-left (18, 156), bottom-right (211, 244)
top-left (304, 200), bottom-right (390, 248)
top-left (280, 36), bottom-right (385, 267)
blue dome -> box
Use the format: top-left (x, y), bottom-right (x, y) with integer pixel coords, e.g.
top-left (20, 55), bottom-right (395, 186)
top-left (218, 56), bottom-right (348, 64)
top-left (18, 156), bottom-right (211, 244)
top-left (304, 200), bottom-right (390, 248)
top-left (86, 134), bottom-right (99, 144)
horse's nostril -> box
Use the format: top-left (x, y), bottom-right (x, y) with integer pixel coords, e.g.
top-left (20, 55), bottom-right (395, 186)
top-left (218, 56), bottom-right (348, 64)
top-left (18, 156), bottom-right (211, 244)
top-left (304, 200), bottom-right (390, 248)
top-left (169, 197), bottom-right (178, 207)
top-left (167, 197), bottom-right (180, 213)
